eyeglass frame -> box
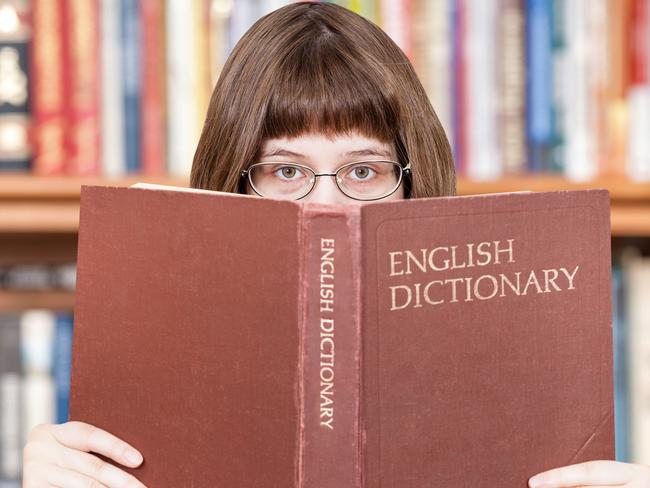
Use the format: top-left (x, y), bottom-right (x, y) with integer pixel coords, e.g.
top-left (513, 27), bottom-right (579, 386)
top-left (239, 159), bottom-right (412, 201)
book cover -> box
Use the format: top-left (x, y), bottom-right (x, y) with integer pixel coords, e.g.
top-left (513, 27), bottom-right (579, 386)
top-left (70, 185), bottom-right (614, 487)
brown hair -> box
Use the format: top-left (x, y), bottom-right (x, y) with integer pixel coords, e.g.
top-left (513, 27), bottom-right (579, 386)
top-left (190, 1), bottom-right (456, 198)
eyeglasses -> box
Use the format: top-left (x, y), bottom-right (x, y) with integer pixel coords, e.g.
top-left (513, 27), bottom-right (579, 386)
top-left (240, 160), bottom-right (411, 201)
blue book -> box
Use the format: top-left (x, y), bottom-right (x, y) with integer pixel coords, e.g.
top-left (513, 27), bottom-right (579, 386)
top-left (53, 313), bottom-right (74, 424)
top-left (121, 0), bottom-right (141, 173)
top-left (612, 266), bottom-right (630, 461)
top-left (526, 0), bottom-right (553, 172)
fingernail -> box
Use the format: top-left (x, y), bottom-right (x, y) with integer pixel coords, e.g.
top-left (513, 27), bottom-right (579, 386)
top-left (126, 449), bottom-right (143, 466)
top-left (528, 474), bottom-right (546, 488)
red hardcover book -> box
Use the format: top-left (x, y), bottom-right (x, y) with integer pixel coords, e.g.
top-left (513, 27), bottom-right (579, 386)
top-left (70, 185), bottom-right (614, 487)
top-left (63, 0), bottom-right (101, 175)
top-left (140, 0), bottom-right (166, 175)
top-left (30, 0), bottom-right (66, 174)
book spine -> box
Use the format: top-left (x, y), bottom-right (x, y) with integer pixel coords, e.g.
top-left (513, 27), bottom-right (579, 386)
top-left (498, 0), bottom-right (526, 175)
top-left (20, 310), bottom-right (56, 445)
top-left (627, 256), bottom-right (650, 464)
top-left (426, 0), bottom-right (453, 146)
top-left (0, 1), bottom-right (31, 172)
top-left (379, 0), bottom-right (412, 60)
top-left (100, 0), bottom-right (126, 178)
top-left (451, 0), bottom-right (466, 174)
top-left (140, 0), bottom-right (166, 175)
top-left (611, 265), bottom-right (630, 461)
top-left (298, 207), bottom-right (361, 487)
top-left (54, 313), bottom-right (74, 424)
top-left (562, 0), bottom-right (598, 181)
top-left (31, 0), bottom-right (66, 174)
top-left (465, 0), bottom-right (500, 180)
top-left (65, 0), bottom-right (101, 175)
top-left (525, 0), bottom-right (553, 173)
top-left (0, 314), bottom-right (22, 482)
top-left (121, 0), bottom-right (141, 173)
top-left (208, 0), bottom-right (234, 88)
top-left (166, 0), bottom-right (198, 178)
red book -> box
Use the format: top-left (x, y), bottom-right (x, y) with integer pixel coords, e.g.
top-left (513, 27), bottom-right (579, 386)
top-left (30, 0), bottom-right (66, 174)
top-left (70, 185), bottom-right (613, 487)
top-left (140, 0), bottom-right (166, 175)
top-left (63, 0), bottom-right (101, 175)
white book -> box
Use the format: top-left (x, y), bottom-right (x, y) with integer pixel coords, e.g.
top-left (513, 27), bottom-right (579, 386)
top-left (627, 86), bottom-right (650, 181)
top-left (379, 0), bottom-right (409, 56)
top-left (20, 311), bottom-right (56, 447)
top-left (562, 0), bottom-right (598, 182)
top-left (166, 0), bottom-right (201, 178)
top-left (465, 0), bottom-right (501, 180)
top-left (100, 0), bottom-right (126, 178)
top-left (627, 255), bottom-right (650, 464)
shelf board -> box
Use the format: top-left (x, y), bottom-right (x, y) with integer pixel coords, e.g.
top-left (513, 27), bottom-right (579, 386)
top-left (0, 290), bottom-right (74, 311)
top-left (1, 173), bottom-right (650, 235)
top-left (456, 174), bottom-right (650, 201)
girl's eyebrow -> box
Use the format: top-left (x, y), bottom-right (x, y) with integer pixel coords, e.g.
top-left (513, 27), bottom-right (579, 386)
top-left (261, 146), bottom-right (393, 159)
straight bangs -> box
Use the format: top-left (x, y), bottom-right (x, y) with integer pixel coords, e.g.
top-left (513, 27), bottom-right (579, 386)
top-left (261, 37), bottom-right (401, 148)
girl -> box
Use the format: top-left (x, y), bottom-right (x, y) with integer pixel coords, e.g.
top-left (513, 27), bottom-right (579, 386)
top-left (22, 3), bottom-right (650, 487)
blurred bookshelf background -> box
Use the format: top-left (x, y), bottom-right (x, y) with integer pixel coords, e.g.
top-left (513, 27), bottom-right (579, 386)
top-left (1, 0), bottom-right (650, 484)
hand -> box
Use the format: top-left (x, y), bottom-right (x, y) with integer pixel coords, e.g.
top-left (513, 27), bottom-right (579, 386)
top-left (23, 421), bottom-right (147, 487)
top-left (528, 460), bottom-right (650, 487)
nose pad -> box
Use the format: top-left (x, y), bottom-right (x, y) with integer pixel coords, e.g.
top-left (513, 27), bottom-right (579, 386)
top-left (303, 175), bottom-right (350, 205)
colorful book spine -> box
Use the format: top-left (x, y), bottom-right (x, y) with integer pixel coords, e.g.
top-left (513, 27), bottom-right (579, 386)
top-left (0, 0), bottom-right (30, 172)
top-left (30, 0), bottom-right (66, 174)
top-left (451, 0), bottom-right (466, 174)
top-left (65, 0), bottom-right (101, 175)
top-left (627, 0), bottom-right (650, 180)
top-left (100, 0), bottom-right (126, 178)
top-left (121, 0), bottom-right (141, 173)
top-left (498, 0), bottom-right (526, 175)
top-left (53, 313), bottom-right (73, 424)
top-left (209, 0), bottom-right (235, 88)
top-left (611, 265), bottom-right (630, 462)
top-left (141, 0), bottom-right (166, 175)
top-left (525, 0), bottom-right (553, 173)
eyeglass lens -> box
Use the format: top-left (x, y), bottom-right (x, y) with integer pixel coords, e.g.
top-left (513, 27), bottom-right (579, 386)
top-left (248, 161), bottom-right (403, 200)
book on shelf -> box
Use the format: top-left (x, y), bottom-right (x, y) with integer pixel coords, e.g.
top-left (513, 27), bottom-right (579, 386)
top-left (69, 183), bottom-right (613, 487)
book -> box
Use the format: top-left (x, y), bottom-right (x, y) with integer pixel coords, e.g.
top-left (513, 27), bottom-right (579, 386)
top-left (0, 0), bottom-right (31, 172)
top-left (626, 254), bottom-right (650, 464)
top-left (69, 184), bottom-right (614, 487)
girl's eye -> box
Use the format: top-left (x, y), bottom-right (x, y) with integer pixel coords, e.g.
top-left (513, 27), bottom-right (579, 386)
top-left (351, 165), bottom-right (376, 180)
top-left (274, 166), bottom-right (303, 179)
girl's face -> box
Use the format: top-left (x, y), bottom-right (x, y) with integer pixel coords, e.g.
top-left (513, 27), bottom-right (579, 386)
top-left (248, 131), bottom-right (406, 205)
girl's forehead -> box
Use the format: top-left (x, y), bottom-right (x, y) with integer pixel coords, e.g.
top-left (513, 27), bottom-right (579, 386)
top-left (261, 131), bottom-right (394, 155)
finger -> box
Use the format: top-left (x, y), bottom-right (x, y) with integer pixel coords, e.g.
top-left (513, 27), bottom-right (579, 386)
top-left (57, 444), bottom-right (147, 488)
top-left (51, 422), bottom-right (143, 468)
top-left (528, 460), bottom-right (637, 487)
top-left (46, 463), bottom-right (109, 488)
